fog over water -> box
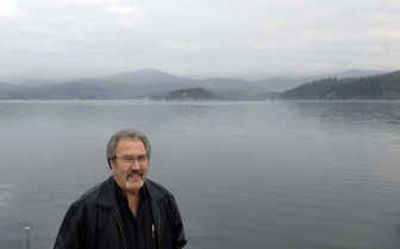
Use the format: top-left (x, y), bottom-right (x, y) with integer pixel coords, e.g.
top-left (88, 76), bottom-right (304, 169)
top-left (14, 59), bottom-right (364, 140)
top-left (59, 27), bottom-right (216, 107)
top-left (1, 100), bottom-right (400, 249)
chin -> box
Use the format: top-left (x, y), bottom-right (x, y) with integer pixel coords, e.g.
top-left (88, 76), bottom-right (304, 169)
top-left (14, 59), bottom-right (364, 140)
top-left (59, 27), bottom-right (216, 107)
top-left (125, 180), bottom-right (144, 192)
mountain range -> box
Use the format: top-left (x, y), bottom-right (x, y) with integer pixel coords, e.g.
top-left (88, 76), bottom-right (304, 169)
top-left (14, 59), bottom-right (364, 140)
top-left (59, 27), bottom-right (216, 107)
top-left (0, 68), bottom-right (397, 100)
top-left (280, 70), bottom-right (400, 100)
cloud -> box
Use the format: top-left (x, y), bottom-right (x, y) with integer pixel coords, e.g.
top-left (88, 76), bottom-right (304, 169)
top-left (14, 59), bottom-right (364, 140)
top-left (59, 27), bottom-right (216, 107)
top-left (0, 0), bottom-right (399, 78)
top-left (0, 0), bottom-right (22, 17)
top-left (108, 5), bottom-right (135, 15)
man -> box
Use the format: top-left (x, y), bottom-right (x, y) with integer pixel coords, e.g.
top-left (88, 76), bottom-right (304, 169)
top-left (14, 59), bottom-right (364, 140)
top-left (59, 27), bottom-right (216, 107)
top-left (54, 129), bottom-right (187, 249)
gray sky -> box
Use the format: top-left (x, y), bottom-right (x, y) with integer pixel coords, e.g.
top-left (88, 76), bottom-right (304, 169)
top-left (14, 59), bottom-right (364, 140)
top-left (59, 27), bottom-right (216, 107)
top-left (0, 0), bottom-right (399, 79)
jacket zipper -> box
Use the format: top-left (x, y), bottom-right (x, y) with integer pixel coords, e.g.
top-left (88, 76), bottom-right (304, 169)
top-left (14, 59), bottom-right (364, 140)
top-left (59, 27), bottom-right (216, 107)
top-left (151, 200), bottom-right (162, 249)
top-left (113, 210), bottom-right (129, 249)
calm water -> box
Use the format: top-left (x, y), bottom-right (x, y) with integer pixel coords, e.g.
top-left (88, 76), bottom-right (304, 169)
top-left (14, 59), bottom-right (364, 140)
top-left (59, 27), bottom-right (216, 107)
top-left (1, 100), bottom-right (400, 249)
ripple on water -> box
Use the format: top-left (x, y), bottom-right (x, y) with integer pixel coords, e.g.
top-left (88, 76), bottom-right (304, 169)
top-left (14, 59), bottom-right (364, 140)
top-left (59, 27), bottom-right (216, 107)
top-left (0, 183), bottom-right (13, 207)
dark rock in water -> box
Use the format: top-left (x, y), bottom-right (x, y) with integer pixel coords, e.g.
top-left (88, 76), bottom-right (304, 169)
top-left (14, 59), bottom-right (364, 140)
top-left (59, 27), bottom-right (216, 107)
top-left (164, 87), bottom-right (216, 100)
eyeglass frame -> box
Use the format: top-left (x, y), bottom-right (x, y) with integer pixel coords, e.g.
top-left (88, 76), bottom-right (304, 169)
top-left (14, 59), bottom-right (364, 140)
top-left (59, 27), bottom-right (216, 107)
top-left (113, 155), bottom-right (148, 165)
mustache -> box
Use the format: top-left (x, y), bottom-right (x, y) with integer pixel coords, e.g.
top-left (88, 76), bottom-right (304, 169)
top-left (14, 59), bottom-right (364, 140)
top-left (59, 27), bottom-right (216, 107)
top-left (127, 170), bottom-right (143, 179)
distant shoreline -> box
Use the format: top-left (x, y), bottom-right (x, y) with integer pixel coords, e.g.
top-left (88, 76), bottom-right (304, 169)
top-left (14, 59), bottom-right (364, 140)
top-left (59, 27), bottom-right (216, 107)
top-left (1, 99), bottom-right (400, 104)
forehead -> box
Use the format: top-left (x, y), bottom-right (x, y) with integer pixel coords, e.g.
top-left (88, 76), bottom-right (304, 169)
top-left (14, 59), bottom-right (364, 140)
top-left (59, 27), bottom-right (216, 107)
top-left (116, 138), bottom-right (146, 152)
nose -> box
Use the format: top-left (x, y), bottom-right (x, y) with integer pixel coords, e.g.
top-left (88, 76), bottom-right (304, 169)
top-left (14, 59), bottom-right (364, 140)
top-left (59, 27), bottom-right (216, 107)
top-left (129, 159), bottom-right (141, 169)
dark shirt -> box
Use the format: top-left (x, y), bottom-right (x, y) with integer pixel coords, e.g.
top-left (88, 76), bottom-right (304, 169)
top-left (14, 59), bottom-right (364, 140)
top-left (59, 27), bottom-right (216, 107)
top-left (114, 180), bottom-right (156, 249)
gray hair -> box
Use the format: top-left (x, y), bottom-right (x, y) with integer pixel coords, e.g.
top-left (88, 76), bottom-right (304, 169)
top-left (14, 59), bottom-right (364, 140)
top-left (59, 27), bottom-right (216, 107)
top-left (106, 129), bottom-right (151, 168)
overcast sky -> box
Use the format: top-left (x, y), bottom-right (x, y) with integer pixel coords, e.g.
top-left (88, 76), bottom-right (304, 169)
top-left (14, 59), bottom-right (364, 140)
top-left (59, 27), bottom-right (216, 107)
top-left (0, 0), bottom-right (399, 79)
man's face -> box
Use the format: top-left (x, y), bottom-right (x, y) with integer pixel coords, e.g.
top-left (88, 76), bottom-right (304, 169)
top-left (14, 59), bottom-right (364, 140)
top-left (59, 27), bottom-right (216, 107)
top-left (111, 138), bottom-right (149, 194)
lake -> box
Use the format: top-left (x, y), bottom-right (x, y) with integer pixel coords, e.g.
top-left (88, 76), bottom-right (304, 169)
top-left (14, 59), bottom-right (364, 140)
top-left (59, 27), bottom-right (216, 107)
top-left (1, 100), bottom-right (400, 249)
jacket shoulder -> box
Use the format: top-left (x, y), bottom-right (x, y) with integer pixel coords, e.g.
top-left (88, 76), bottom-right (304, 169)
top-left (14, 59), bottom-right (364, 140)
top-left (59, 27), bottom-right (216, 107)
top-left (70, 179), bottom-right (108, 208)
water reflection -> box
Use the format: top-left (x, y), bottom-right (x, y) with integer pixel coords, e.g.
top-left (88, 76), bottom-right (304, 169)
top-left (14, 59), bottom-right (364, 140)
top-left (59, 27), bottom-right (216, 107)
top-left (284, 100), bottom-right (400, 129)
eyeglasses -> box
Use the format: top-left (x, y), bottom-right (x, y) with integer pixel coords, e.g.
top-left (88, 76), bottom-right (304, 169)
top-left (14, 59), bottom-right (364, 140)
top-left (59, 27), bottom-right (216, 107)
top-left (114, 155), bottom-right (148, 165)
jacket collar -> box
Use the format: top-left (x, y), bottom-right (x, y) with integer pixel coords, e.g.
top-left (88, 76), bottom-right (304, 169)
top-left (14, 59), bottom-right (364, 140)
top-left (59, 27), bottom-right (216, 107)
top-left (95, 176), bottom-right (117, 208)
top-left (95, 176), bottom-right (154, 208)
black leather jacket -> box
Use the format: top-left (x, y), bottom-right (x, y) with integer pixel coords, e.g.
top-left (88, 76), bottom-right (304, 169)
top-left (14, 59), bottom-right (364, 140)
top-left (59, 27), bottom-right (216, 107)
top-left (53, 177), bottom-right (187, 249)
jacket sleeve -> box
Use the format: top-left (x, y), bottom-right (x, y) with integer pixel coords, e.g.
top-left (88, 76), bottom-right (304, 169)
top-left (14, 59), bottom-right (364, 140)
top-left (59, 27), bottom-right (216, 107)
top-left (53, 202), bottom-right (83, 249)
top-left (168, 195), bottom-right (187, 249)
